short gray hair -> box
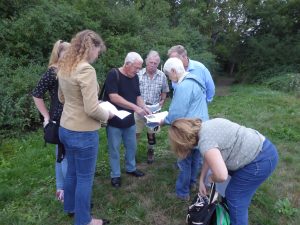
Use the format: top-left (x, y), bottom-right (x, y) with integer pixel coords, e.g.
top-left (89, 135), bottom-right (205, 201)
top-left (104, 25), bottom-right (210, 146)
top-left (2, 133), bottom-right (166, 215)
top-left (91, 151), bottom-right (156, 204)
top-left (124, 52), bottom-right (143, 64)
top-left (167, 45), bottom-right (187, 57)
top-left (163, 57), bottom-right (185, 75)
top-left (146, 50), bottom-right (160, 64)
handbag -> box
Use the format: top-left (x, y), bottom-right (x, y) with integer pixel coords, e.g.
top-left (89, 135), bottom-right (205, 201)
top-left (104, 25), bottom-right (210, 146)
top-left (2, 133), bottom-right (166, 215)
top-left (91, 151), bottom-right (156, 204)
top-left (44, 120), bottom-right (60, 144)
top-left (43, 121), bottom-right (66, 163)
top-left (186, 183), bottom-right (230, 225)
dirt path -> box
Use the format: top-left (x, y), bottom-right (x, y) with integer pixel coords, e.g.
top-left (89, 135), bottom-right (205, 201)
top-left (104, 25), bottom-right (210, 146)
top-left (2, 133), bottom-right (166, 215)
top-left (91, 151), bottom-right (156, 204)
top-left (215, 76), bottom-right (235, 96)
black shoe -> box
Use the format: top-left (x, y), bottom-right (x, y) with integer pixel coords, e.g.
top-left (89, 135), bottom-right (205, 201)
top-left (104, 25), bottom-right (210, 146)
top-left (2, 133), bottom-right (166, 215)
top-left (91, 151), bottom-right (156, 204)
top-left (102, 218), bottom-right (110, 224)
top-left (68, 212), bottom-right (75, 217)
top-left (126, 169), bottom-right (145, 177)
top-left (147, 149), bottom-right (154, 164)
top-left (111, 177), bottom-right (121, 188)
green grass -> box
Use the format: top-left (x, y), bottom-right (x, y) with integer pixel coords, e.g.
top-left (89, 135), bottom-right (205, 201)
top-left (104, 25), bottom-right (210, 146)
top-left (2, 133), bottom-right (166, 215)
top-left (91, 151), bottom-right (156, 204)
top-left (1, 84), bottom-right (299, 225)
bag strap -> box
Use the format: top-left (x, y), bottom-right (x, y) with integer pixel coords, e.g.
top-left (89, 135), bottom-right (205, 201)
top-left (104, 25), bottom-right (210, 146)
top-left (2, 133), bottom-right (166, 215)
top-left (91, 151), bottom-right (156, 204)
top-left (57, 143), bottom-right (65, 163)
top-left (208, 182), bottom-right (216, 204)
top-left (99, 68), bottom-right (119, 100)
top-left (99, 82), bottom-right (106, 101)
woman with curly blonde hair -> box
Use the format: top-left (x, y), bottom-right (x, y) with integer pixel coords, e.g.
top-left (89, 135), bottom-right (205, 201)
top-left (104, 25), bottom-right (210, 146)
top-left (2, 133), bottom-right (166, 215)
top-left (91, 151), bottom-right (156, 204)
top-left (58, 30), bottom-right (111, 225)
top-left (169, 118), bottom-right (278, 225)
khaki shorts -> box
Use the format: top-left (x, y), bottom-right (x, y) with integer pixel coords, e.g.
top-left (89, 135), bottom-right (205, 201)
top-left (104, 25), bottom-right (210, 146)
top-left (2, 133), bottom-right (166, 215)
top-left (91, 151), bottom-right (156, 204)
top-left (134, 112), bottom-right (155, 134)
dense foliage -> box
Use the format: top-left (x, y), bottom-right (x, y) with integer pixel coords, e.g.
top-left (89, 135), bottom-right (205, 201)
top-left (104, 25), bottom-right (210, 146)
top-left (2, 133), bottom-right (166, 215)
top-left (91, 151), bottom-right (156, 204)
top-left (0, 0), bottom-right (299, 138)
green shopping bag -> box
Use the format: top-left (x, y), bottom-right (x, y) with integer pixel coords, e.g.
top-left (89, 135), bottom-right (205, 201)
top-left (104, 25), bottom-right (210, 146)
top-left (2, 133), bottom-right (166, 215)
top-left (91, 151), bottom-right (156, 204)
top-left (214, 202), bottom-right (230, 225)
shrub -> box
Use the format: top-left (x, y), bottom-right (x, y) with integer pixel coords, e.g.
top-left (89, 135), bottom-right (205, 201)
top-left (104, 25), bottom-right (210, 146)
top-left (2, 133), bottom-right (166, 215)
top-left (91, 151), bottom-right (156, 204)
top-left (0, 56), bottom-right (44, 139)
top-left (264, 73), bottom-right (300, 97)
top-left (0, 1), bottom-right (95, 64)
top-left (275, 198), bottom-right (298, 217)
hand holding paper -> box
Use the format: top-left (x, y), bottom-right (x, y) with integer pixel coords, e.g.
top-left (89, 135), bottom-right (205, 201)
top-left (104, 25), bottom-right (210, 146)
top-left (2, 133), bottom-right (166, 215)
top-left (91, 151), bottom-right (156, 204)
top-left (144, 111), bottom-right (168, 128)
top-left (99, 101), bottom-right (131, 120)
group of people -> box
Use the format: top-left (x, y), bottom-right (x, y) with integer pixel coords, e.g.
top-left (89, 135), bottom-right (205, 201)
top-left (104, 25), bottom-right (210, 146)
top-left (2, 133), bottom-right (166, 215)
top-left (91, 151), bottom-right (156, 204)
top-left (32, 29), bottom-right (278, 225)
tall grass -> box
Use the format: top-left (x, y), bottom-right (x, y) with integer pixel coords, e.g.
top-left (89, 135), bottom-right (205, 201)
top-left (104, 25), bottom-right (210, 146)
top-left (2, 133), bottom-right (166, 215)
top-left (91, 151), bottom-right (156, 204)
top-left (0, 84), bottom-right (299, 225)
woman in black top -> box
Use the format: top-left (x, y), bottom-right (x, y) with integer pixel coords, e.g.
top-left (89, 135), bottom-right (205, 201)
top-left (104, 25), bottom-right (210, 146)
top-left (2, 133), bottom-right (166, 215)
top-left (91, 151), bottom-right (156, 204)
top-left (32, 40), bottom-right (70, 202)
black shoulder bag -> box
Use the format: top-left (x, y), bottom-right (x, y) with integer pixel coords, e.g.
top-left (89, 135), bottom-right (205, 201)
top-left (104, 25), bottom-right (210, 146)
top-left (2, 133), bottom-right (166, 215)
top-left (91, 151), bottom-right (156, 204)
top-left (44, 120), bottom-right (60, 144)
top-left (43, 121), bottom-right (65, 163)
top-left (186, 183), bottom-right (230, 225)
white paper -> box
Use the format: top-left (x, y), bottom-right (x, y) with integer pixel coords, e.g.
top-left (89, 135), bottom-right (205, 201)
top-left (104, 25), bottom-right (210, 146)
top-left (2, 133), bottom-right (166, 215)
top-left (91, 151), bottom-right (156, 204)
top-left (146, 103), bottom-right (161, 113)
top-left (144, 111), bottom-right (168, 128)
top-left (99, 101), bottom-right (131, 120)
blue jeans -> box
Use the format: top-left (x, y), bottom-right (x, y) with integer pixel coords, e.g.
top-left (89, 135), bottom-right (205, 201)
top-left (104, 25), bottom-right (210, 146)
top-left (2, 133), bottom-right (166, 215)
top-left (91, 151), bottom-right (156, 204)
top-left (55, 145), bottom-right (67, 190)
top-left (106, 125), bottom-right (137, 178)
top-left (225, 138), bottom-right (279, 225)
top-left (59, 127), bottom-right (99, 225)
top-left (176, 148), bottom-right (201, 198)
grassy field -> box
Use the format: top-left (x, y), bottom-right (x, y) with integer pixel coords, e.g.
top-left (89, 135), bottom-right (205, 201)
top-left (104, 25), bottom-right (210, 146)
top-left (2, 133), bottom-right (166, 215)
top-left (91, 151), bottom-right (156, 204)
top-left (0, 84), bottom-right (299, 225)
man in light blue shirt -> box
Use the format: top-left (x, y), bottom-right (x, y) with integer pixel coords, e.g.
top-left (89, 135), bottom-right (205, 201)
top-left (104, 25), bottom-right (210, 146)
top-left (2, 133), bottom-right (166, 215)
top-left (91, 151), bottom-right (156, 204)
top-left (167, 45), bottom-right (215, 103)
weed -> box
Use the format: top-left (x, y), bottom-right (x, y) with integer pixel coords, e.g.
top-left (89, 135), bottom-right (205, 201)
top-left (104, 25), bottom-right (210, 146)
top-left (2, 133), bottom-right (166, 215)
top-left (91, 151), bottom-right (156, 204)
top-left (275, 198), bottom-right (298, 217)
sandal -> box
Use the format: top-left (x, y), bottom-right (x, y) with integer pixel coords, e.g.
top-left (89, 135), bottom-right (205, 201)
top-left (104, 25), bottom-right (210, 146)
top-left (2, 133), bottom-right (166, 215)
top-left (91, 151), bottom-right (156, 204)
top-left (56, 189), bottom-right (64, 203)
top-left (88, 218), bottom-right (110, 225)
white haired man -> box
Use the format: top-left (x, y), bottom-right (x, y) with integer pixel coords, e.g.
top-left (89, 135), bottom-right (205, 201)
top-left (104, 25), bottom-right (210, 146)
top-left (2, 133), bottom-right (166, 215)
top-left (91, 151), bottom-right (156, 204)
top-left (135, 50), bottom-right (169, 164)
top-left (103, 52), bottom-right (151, 188)
top-left (161, 57), bottom-right (208, 200)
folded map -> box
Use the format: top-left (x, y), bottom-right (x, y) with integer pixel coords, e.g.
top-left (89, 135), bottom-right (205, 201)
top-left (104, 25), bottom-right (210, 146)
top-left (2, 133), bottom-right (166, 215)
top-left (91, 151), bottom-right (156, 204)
top-left (99, 101), bottom-right (131, 119)
top-left (144, 111), bottom-right (168, 128)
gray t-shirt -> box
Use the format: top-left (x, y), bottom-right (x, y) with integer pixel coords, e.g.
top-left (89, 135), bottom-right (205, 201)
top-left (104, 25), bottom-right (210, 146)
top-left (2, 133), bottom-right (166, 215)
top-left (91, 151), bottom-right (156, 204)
top-left (198, 118), bottom-right (265, 171)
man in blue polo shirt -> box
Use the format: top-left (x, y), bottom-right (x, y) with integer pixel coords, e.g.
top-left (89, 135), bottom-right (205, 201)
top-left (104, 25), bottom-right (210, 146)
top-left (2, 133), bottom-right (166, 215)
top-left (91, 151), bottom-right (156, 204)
top-left (167, 45), bottom-right (215, 103)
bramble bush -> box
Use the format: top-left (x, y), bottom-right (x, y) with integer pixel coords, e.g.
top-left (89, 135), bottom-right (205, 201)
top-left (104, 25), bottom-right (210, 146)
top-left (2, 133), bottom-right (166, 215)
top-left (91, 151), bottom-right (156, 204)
top-left (0, 55), bottom-right (44, 139)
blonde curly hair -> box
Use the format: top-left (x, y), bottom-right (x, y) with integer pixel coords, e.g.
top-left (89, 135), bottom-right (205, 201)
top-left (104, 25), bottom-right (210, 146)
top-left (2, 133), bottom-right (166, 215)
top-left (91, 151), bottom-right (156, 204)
top-left (58, 30), bottom-right (106, 76)
top-left (168, 118), bottom-right (202, 159)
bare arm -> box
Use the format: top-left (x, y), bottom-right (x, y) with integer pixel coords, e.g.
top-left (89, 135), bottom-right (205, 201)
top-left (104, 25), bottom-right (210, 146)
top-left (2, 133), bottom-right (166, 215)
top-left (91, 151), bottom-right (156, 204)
top-left (204, 148), bottom-right (228, 183)
top-left (136, 95), bottom-right (145, 108)
top-left (159, 92), bottom-right (167, 107)
top-left (137, 96), bottom-right (151, 114)
top-left (32, 96), bottom-right (50, 126)
top-left (199, 160), bottom-right (210, 195)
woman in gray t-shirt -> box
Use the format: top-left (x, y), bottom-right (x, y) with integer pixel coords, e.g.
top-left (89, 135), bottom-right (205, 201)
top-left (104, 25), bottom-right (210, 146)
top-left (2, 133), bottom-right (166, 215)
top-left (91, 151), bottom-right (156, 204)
top-left (168, 118), bottom-right (278, 225)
